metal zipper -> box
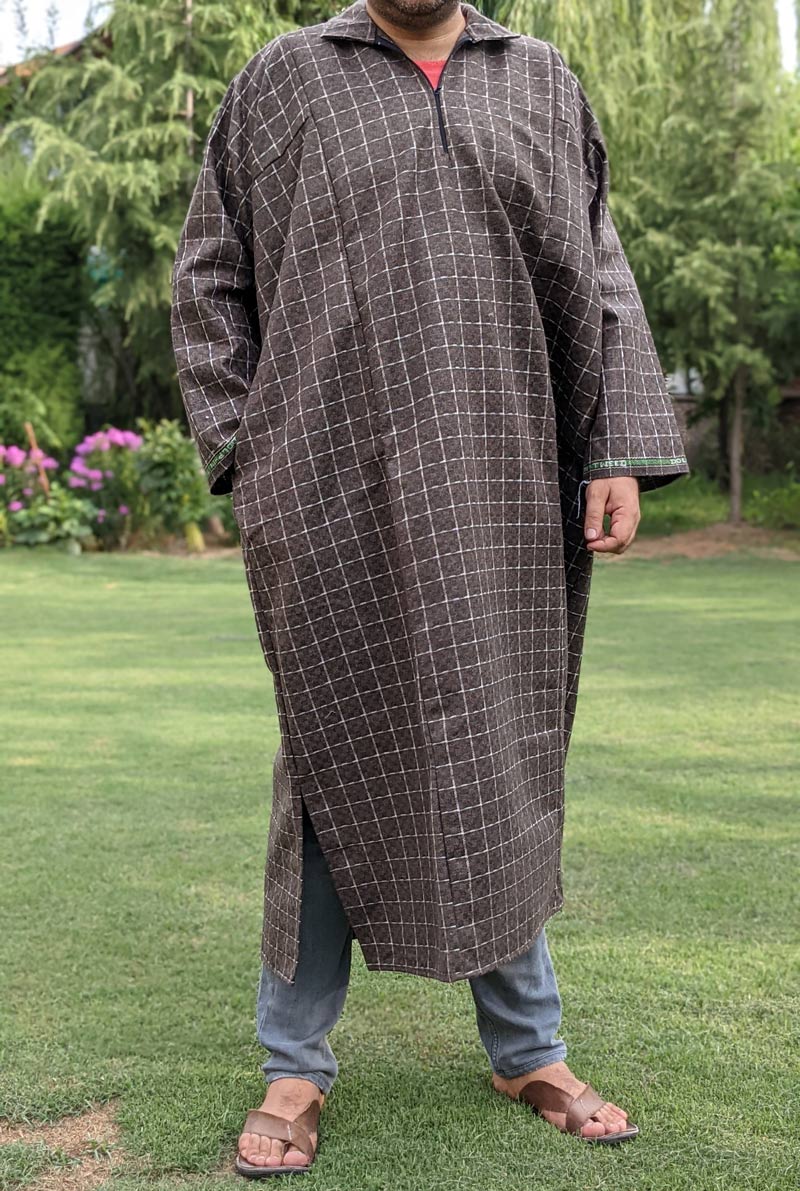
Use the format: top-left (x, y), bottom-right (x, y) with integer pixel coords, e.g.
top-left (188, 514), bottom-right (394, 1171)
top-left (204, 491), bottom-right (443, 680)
top-left (375, 29), bottom-right (473, 157)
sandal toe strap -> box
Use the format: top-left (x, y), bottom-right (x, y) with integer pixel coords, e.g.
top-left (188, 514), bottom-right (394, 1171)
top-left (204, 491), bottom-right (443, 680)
top-left (242, 1108), bottom-right (317, 1161)
top-left (565, 1083), bottom-right (607, 1135)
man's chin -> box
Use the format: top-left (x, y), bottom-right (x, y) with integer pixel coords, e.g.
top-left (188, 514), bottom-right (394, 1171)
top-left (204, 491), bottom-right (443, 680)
top-left (366, 0), bottom-right (462, 34)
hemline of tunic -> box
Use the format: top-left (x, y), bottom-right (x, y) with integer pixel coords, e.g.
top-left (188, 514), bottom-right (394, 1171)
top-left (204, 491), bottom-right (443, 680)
top-left (274, 769), bottom-right (568, 987)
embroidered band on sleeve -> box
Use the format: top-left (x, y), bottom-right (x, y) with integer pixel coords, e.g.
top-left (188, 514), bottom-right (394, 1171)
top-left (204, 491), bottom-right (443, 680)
top-left (585, 455), bottom-right (689, 472)
top-left (204, 434), bottom-right (237, 476)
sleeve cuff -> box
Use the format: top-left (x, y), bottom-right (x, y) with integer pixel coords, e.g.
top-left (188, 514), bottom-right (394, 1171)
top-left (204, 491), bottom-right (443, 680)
top-left (204, 434), bottom-right (237, 496)
top-left (583, 454), bottom-right (691, 493)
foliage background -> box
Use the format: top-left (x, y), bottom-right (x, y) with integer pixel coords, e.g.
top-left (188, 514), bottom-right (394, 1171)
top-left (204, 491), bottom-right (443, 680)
top-left (0, 0), bottom-right (798, 521)
top-left (0, 159), bottom-right (87, 450)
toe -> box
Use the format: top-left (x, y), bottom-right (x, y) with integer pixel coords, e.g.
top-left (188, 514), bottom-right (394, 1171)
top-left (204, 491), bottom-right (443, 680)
top-left (266, 1138), bottom-right (288, 1166)
top-left (284, 1146), bottom-right (311, 1167)
top-left (237, 1132), bottom-right (261, 1165)
top-left (260, 1136), bottom-right (280, 1166)
top-left (598, 1104), bottom-right (626, 1132)
top-left (239, 1132), bottom-right (273, 1166)
top-left (579, 1117), bottom-right (607, 1138)
top-left (603, 1105), bottom-right (630, 1133)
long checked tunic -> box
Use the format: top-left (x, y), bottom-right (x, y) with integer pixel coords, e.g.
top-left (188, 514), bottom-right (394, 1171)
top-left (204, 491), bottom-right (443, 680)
top-left (171, 0), bottom-right (690, 984)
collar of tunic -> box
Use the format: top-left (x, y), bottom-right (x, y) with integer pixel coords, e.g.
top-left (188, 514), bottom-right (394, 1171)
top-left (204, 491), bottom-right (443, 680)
top-left (320, 0), bottom-right (522, 47)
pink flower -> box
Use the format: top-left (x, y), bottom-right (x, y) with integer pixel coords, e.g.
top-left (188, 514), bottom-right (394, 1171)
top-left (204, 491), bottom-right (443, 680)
top-left (8, 499), bottom-right (23, 512)
top-left (96, 509), bottom-right (106, 522)
top-left (22, 487), bottom-right (33, 496)
top-left (104, 469), bottom-right (114, 478)
top-left (68, 476), bottom-right (87, 488)
top-left (42, 457), bottom-right (59, 470)
top-left (90, 482), bottom-right (103, 491)
top-left (71, 456), bottom-right (88, 474)
top-left (5, 446), bottom-right (26, 468)
top-left (118, 504), bottom-right (130, 516)
top-left (77, 431), bottom-right (108, 454)
top-left (0, 474), bottom-right (5, 485)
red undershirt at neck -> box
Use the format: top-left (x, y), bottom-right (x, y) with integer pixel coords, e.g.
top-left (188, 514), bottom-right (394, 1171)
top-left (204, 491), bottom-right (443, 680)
top-left (414, 59), bottom-right (447, 89)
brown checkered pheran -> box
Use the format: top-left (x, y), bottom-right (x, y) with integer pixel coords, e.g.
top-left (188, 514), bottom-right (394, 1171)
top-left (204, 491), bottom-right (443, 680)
top-left (171, 1), bottom-right (690, 984)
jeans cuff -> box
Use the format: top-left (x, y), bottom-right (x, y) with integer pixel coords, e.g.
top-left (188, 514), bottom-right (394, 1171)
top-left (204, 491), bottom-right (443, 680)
top-left (491, 1042), bottom-right (568, 1079)
top-left (263, 1071), bottom-right (334, 1096)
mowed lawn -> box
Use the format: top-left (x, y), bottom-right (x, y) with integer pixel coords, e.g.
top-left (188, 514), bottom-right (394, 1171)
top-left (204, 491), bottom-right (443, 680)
top-left (1, 545), bottom-right (797, 1191)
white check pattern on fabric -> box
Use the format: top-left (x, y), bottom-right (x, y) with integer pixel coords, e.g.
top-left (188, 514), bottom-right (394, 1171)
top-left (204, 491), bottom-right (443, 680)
top-left (171, 0), bottom-right (689, 984)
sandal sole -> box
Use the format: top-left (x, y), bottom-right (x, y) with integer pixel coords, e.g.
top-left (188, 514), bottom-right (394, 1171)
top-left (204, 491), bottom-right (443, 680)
top-left (235, 1154), bottom-right (314, 1178)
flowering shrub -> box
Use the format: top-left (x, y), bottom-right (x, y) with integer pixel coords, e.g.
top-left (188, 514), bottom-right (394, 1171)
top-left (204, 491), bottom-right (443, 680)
top-left (0, 443), bottom-right (66, 544)
top-left (7, 481), bottom-right (96, 547)
top-left (1, 421), bottom-right (224, 550)
top-left (65, 427), bottom-right (145, 548)
top-left (1, 442), bottom-right (59, 502)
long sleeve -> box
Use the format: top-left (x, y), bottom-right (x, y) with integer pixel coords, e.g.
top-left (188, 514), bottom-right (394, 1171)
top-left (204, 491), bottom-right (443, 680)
top-left (570, 72), bottom-right (691, 493)
top-left (171, 74), bottom-right (260, 496)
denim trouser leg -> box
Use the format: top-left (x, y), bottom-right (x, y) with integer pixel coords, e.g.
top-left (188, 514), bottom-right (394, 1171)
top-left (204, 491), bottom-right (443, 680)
top-left (469, 925), bottom-right (568, 1078)
top-left (256, 797), bottom-right (353, 1095)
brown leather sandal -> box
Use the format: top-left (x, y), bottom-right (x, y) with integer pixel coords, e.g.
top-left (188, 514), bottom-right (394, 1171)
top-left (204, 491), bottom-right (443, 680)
top-left (496, 1076), bottom-right (640, 1145)
top-left (235, 1099), bottom-right (322, 1178)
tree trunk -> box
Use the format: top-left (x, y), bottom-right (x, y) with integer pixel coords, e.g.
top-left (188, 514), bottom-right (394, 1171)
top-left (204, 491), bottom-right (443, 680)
top-left (185, 0), bottom-right (194, 161)
top-left (717, 388), bottom-right (730, 492)
top-left (206, 513), bottom-right (226, 539)
top-left (727, 365), bottom-right (746, 524)
top-left (184, 521), bottom-right (205, 553)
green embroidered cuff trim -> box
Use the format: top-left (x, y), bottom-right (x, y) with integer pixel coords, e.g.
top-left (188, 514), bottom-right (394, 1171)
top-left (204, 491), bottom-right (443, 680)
top-left (205, 435), bottom-right (237, 476)
top-left (586, 455), bottom-right (688, 471)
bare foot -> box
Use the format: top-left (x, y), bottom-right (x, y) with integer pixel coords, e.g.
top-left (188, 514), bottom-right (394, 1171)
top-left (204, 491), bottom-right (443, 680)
top-left (493, 1060), bottom-right (630, 1139)
top-left (238, 1077), bottom-right (325, 1168)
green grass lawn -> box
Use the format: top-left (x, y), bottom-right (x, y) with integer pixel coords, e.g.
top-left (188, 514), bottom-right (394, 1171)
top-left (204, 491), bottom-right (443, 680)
top-left (1, 545), bottom-right (798, 1190)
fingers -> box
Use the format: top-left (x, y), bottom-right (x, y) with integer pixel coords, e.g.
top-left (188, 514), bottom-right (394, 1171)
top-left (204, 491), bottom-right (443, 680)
top-left (587, 506), bottom-right (636, 552)
top-left (583, 477), bottom-right (641, 554)
top-left (583, 482), bottom-right (608, 544)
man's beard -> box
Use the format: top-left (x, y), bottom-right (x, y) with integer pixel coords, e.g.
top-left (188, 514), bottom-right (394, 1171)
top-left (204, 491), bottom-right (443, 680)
top-left (366, 0), bottom-right (463, 34)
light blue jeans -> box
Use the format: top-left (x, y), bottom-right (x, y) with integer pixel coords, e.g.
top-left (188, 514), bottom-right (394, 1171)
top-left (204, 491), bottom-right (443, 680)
top-left (256, 798), bottom-right (567, 1095)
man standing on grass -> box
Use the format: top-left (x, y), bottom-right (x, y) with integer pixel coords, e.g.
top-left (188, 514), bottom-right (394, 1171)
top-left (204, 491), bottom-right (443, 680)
top-left (171, 0), bottom-right (689, 1174)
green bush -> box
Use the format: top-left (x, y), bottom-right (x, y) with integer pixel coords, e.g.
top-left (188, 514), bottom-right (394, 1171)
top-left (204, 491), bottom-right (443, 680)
top-left (134, 418), bottom-right (211, 549)
top-left (749, 466), bottom-right (800, 530)
top-left (0, 157), bottom-right (86, 450)
top-left (637, 467), bottom-right (800, 535)
top-left (0, 345), bottom-right (83, 453)
top-left (635, 472), bottom-right (726, 535)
